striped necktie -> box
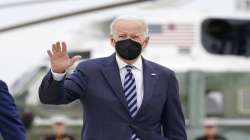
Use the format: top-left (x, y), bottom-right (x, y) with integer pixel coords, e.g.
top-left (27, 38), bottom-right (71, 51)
top-left (124, 65), bottom-right (140, 140)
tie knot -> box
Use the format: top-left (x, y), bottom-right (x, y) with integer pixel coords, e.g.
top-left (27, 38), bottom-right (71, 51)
top-left (125, 65), bottom-right (133, 72)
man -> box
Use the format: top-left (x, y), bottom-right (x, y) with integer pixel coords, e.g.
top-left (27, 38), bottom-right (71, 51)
top-left (44, 121), bottom-right (75, 140)
top-left (196, 122), bottom-right (226, 140)
top-left (0, 80), bottom-right (26, 140)
top-left (39, 16), bottom-right (187, 140)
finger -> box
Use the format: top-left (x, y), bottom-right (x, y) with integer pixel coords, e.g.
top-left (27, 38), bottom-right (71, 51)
top-left (55, 41), bottom-right (61, 52)
top-left (70, 55), bottom-right (82, 65)
top-left (47, 50), bottom-right (53, 58)
top-left (62, 41), bottom-right (67, 54)
top-left (52, 44), bottom-right (57, 54)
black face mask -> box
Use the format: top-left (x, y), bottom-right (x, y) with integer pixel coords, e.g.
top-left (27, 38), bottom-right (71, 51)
top-left (115, 39), bottom-right (142, 60)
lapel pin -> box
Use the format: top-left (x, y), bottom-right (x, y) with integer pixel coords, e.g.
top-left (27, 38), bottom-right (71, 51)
top-left (151, 73), bottom-right (157, 76)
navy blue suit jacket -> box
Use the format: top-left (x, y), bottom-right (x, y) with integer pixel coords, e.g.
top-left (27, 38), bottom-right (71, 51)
top-left (39, 54), bottom-right (187, 140)
top-left (0, 80), bottom-right (26, 140)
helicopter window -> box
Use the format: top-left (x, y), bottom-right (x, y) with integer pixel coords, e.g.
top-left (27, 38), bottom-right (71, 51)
top-left (237, 89), bottom-right (250, 115)
top-left (205, 72), bottom-right (250, 118)
top-left (202, 18), bottom-right (250, 56)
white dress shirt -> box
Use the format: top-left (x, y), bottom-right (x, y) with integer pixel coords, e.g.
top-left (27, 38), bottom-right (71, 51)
top-left (51, 54), bottom-right (144, 109)
top-left (115, 55), bottom-right (144, 109)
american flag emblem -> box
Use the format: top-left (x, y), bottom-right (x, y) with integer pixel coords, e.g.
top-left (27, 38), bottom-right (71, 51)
top-left (149, 23), bottom-right (195, 47)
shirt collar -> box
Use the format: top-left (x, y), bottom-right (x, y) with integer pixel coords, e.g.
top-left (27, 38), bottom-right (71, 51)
top-left (116, 54), bottom-right (142, 71)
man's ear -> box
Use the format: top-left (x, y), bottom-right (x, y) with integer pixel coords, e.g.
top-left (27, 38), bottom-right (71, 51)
top-left (142, 36), bottom-right (150, 48)
top-left (110, 35), bottom-right (116, 47)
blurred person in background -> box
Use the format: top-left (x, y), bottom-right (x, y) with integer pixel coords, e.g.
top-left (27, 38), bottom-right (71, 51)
top-left (0, 80), bottom-right (26, 140)
top-left (44, 121), bottom-right (74, 140)
top-left (39, 15), bottom-right (187, 140)
top-left (195, 121), bottom-right (226, 140)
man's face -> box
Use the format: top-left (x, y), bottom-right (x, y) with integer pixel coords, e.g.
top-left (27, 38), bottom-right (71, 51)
top-left (52, 122), bottom-right (65, 134)
top-left (205, 126), bottom-right (217, 136)
top-left (110, 20), bottom-right (149, 49)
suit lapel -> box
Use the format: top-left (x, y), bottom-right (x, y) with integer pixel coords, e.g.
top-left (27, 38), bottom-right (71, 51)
top-left (101, 54), bottom-right (129, 112)
top-left (100, 55), bottom-right (159, 118)
top-left (135, 58), bottom-right (159, 118)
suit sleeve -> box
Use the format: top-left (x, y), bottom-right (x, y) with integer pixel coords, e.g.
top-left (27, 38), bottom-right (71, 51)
top-left (39, 66), bottom-right (88, 105)
top-left (162, 72), bottom-right (187, 140)
top-left (0, 80), bottom-right (26, 140)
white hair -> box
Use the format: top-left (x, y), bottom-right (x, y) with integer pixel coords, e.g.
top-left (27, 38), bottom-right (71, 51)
top-left (110, 15), bottom-right (149, 37)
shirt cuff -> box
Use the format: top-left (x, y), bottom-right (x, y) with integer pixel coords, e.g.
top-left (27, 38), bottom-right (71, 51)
top-left (51, 69), bottom-right (66, 81)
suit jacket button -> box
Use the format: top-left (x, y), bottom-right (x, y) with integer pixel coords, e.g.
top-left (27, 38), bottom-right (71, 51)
top-left (128, 123), bottom-right (133, 128)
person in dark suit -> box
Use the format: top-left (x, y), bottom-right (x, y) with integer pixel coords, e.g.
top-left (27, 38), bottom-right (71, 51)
top-left (39, 16), bottom-right (187, 140)
top-left (0, 80), bottom-right (26, 140)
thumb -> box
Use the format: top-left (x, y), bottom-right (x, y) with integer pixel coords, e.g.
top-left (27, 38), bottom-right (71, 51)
top-left (70, 55), bottom-right (82, 65)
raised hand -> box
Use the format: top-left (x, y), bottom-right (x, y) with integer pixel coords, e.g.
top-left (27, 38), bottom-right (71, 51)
top-left (47, 41), bottom-right (81, 73)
